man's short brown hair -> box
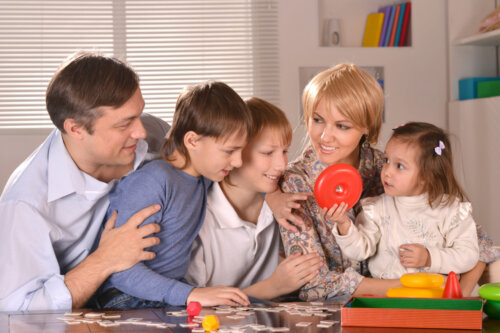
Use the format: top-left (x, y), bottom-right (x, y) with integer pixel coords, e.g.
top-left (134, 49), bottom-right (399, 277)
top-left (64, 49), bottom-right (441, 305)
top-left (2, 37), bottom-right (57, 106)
top-left (46, 51), bottom-right (139, 134)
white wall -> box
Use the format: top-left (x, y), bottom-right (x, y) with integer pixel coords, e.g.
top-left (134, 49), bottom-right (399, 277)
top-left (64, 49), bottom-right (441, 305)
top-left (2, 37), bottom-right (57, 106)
top-left (0, 131), bottom-right (50, 190)
top-left (278, 0), bottom-right (448, 159)
top-left (0, 0), bottom-right (450, 192)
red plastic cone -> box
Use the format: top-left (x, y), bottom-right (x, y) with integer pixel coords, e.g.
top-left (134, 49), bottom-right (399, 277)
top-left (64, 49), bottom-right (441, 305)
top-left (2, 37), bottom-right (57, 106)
top-left (442, 271), bottom-right (463, 298)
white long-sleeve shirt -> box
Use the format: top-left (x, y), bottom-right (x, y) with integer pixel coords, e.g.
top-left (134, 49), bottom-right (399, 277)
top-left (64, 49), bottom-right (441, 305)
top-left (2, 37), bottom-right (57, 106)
top-left (333, 193), bottom-right (479, 279)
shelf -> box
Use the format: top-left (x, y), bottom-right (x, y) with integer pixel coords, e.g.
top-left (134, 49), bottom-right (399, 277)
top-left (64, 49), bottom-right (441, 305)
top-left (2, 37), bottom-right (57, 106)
top-left (455, 29), bottom-right (500, 46)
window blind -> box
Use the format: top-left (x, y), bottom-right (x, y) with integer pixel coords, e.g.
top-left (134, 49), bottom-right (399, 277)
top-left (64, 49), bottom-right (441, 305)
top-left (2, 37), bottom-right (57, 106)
top-left (0, 0), bottom-right (279, 129)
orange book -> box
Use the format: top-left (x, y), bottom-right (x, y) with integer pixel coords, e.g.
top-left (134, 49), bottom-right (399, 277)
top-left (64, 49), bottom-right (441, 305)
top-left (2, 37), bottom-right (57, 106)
top-left (388, 4), bottom-right (401, 46)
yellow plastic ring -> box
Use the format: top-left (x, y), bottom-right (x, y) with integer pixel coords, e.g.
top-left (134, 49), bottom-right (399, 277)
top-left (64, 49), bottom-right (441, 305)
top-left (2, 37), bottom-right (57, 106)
top-left (386, 286), bottom-right (444, 298)
top-left (400, 273), bottom-right (445, 288)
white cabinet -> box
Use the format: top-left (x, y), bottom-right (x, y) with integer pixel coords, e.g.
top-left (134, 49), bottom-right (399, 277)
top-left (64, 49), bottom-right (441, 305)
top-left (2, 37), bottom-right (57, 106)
top-left (448, 0), bottom-right (500, 243)
top-left (449, 98), bottom-right (500, 243)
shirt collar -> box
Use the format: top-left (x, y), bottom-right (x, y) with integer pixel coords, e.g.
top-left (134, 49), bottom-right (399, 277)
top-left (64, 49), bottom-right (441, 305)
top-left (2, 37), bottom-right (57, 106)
top-left (208, 182), bottom-right (274, 231)
top-left (47, 130), bottom-right (149, 202)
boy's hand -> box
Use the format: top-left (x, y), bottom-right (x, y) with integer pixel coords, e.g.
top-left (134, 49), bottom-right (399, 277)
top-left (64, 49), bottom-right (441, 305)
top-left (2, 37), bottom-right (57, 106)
top-left (399, 243), bottom-right (431, 268)
top-left (265, 190), bottom-right (312, 232)
top-left (187, 286), bottom-right (250, 307)
top-left (320, 202), bottom-right (351, 235)
top-left (269, 252), bottom-right (323, 295)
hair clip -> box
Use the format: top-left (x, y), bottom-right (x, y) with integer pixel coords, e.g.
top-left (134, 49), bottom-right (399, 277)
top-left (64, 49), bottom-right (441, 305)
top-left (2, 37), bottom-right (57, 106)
top-left (434, 140), bottom-right (445, 156)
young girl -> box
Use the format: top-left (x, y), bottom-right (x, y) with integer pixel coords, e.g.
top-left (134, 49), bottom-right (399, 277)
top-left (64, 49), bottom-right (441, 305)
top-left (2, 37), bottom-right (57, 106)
top-left (185, 97), bottom-right (323, 300)
top-left (329, 122), bottom-right (479, 279)
top-left (94, 81), bottom-right (253, 309)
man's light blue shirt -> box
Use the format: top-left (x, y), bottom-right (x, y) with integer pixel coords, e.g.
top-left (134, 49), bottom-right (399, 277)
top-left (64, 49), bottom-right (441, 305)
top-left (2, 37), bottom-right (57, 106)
top-left (0, 123), bottom-right (158, 311)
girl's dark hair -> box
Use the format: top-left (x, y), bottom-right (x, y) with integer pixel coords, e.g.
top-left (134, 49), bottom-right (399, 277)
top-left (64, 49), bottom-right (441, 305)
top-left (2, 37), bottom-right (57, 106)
top-left (391, 122), bottom-right (466, 207)
top-left (162, 81), bottom-right (252, 168)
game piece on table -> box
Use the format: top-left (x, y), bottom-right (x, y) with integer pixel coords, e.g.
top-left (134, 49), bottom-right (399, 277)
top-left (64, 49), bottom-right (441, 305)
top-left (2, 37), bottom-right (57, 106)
top-left (187, 301), bottom-right (203, 316)
top-left (64, 312), bottom-right (83, 317)
top-left (102, 314), bottom-right (121, 319)
top-left (226, 315), bottom-right (245, 320)
top-left (442, 271), bottom-right (463, 299)
top-left (202, 315), bottom-right (220, 331)
top-left (400, 272), bottom-right (445, 288)
top-left (296, 322), bottom-right (312, 327)
top-left (314, 163), bottom-right (362, 210)
top-left (84, 312), bottom-right (104, 318)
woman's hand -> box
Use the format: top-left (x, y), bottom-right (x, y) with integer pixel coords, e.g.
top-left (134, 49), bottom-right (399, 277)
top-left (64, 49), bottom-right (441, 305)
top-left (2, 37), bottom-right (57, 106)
top-left (265, 189), bottom-right (312, 233)
top-left (321, 202), bottom-right (351, 235)
top-left (399, 243), bottom-right (431, 268)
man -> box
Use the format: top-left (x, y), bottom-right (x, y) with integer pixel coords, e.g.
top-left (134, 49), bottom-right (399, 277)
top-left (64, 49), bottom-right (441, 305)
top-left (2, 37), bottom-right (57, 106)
top-left (0, 51), bottom-right (170, 311)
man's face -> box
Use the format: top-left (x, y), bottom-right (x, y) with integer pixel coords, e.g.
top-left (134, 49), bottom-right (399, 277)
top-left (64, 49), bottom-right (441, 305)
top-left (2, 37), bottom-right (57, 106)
top-left (79, 88), bottom-right (146, 174)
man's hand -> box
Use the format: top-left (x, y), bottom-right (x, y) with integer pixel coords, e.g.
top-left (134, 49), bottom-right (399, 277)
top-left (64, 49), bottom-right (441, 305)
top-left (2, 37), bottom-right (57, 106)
top-left (265, 189), bottom-right (312, 232)
top-left (399, 243), bottom-right (431, 268)
top-left (65, 204), bottom-right (162, 308)
top-left (187, 286), bottom-right (250, 307)
top-left (94, 204), bottom-right (162, 273)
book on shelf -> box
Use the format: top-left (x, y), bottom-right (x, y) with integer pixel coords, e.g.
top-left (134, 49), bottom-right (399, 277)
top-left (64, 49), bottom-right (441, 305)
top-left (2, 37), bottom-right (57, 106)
top-left (378, 6), bottom-right (392, 47)
top-left (388, 4), bottom-right (401, 46)
top-left (362, 12), bottom-right (385, 47)
top-left (398, 2), bottom-right (411, 46)
top-left (394, 3), bottom-right (406, 45)
top-left (383, 5), bottom-right (396, 46)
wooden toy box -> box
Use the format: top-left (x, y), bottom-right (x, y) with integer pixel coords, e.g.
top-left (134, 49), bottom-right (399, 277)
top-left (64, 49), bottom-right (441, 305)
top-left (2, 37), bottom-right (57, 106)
top-left (341, 296), bottom-right (483, 330)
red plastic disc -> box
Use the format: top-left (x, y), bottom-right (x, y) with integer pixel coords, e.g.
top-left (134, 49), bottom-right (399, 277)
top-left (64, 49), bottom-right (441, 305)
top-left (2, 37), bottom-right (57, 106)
top-left (314, 163), bottom-right (363, 210)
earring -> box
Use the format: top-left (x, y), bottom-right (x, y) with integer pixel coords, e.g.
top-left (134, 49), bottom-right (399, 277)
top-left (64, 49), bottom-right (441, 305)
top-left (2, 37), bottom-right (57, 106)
top-left (361, 135), bottom-right (370, 149)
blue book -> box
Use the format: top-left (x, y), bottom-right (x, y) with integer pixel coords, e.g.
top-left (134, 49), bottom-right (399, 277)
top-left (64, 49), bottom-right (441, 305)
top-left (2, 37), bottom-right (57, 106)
top-left (378, 6), bottom-right (391, 47)
top-left (394, 3), bottom-right (406, 46)
top-left (383, 6), bottom-right (396, 46)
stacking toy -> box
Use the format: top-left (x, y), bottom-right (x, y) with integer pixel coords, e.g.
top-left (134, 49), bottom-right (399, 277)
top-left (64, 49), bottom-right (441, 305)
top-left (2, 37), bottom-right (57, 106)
top-left (314, 163), bottom-right (362, 210)
top-left (202, 315), bottom-right (220, 331)
top-left (442, 271), bottom-right (463, 299)
top-left (479, 283), bottom-right (500, 319)
top-left (186, 301), bottom-right (202, 316)
top-left (386, 286), bottom-right (444, 298)
top-left (386, 273), bottom-right (445, 298)
top-left (400, 272), bottom-right (445, 288)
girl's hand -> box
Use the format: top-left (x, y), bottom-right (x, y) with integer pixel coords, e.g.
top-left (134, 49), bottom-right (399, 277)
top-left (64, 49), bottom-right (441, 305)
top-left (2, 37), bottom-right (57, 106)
top-left (320, 202), bottom-right (351, 235)
top-left (265, 190), bottom-right (313, 232)
top-left (269, 252), bottom-right (323, 296)
top-left (399, 243), bottom-right (431, 268)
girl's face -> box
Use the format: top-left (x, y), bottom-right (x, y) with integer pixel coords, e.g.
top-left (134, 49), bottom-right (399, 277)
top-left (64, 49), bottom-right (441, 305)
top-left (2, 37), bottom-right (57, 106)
top-left (187, 130), bottom-right (248, 182)
top-left (230, 127), bottom-right (289, 194)
top-left (381, 138), bottom-right (425, 197)
top-left (307, 98), bottom-right (367, 167)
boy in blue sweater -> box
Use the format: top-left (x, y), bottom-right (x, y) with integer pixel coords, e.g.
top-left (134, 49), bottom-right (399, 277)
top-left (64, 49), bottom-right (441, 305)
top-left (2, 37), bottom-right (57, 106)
top-left (95, 81), bottom-right (252, 309)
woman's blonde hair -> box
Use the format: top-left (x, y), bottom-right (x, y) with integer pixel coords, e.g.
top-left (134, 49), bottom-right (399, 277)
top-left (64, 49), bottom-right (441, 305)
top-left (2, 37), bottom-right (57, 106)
top-left (302, 63), bottom-right (384, 145)
top-left (245, 97), bottom-right (292, 146)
